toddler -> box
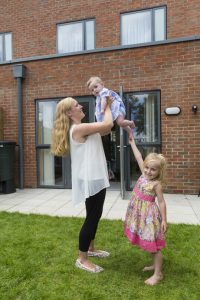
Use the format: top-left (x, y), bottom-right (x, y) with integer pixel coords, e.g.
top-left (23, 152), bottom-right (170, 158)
top-left (87, 76), bottom-right (135, 138)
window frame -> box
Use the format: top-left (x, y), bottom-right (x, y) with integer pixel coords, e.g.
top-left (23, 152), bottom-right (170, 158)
top-left (120, 6), bottom-right (167, 46)
top-left (56, 18), bottom-right (96, 54)
top-left (0, 32), bottom-right (12, 62)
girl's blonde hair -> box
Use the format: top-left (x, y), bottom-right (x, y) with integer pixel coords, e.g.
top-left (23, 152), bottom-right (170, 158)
top-left (86, 76), bottom-right (103, 89)
top-left (51, 97), bottom-right (75, 156)
top-left (143, 153), bottom-right (167, 184)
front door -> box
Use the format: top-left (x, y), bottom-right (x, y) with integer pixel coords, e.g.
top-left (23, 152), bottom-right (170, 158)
top-left (36, 96), bottom-right (95, 188)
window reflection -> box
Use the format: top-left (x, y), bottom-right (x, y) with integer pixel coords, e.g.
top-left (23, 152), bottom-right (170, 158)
top-left (126, 93), bottom-right (159, 143)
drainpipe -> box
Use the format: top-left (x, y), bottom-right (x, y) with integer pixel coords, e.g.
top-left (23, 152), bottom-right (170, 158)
top-left (12, 64), bottom-right (26, 189)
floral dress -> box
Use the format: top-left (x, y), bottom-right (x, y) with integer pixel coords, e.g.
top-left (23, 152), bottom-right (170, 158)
top-left (124, 175), bottom-right (165, 253)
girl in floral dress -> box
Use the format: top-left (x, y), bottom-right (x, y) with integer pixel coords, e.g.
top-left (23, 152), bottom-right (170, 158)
top-left (124, 136), bottom-right (167, 285)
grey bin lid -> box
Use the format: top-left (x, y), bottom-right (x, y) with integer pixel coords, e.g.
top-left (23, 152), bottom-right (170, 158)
top-left (0, 141), bottom-right (16, 145)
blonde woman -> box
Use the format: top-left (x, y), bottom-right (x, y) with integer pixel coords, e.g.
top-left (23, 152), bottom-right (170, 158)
top-left (51, 97), bottom-right (113, 273)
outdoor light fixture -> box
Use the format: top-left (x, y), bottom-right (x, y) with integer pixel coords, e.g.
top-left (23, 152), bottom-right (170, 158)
top-left (192, 105), bottom-right (198, 113)
top-left (164, 106), bottom-right (181, 116)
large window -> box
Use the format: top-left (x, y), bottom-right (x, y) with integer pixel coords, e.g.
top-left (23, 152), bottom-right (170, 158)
top-left (36, 100), bottom-right (61, 187)
top-left (0, 32), bottom-right (12, 62)
top-left (125, 91), bottom-right (161, 189)
top-left (57, 19), bottom-right (95, 54)
top-left (36, 97), bottom-right (95, 188)
top-left (121, 7), bottom-right (166, 46)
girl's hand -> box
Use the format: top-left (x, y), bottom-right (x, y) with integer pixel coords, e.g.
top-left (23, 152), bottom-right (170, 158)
top-left (161, 220), bottom-right (167, 233)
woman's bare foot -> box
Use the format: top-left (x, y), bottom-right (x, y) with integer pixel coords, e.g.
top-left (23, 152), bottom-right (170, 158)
top-left (143, 265), bottom-right (154, 272)
top-left (144, 273), bottom-right (163, 285)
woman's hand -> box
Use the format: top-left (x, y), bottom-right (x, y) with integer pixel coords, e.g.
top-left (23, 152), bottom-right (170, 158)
top-left (106, 95), bottom-right (114, 107)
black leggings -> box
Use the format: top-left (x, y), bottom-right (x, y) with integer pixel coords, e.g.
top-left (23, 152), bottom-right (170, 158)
top-left (79, 188), bottom-right (106, 252)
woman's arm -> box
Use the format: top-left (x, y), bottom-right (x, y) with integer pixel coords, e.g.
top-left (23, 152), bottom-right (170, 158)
top-left (155, 183), bottom-right (167, 233)
top-left (73, 104), bottom-right (113, 142)
top-left (129, 137), bottom-right (144, 173)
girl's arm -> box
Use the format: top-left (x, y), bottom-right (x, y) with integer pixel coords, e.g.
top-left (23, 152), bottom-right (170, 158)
top-left (73, 104), bottom-right (113, 141)
top-left (154, 183), bottom-right (167, 233)
top-left (129, 137), bottom-right (144, 173)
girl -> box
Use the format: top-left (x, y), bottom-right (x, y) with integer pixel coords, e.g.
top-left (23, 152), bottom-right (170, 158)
top-left (124, 136), bottom-right (167, 285)
top-left (87, 76), bottom-right (135, 139)
top-left (51, 97), bottom-right (113, 273)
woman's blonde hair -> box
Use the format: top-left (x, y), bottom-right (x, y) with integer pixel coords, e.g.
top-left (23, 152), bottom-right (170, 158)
top-left (51, 97), bottom-right (75, 156)
top-left (143, 153), bottom-right (167, 184)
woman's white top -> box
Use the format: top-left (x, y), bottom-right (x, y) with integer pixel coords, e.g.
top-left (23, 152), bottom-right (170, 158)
top-left (69, 124), bottom-right (110, 205)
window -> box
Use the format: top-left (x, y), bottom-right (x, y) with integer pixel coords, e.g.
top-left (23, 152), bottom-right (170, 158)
top-left (57, 19), bottom-right (95, 54)
top-left (0, 32), bottom-right (12, 62)
top-left (121, 7), bottom-right (166, 46)
top-left (36, 97), bottom-right (95, 187)
top-left (124, 91), bottom-right (161, 189)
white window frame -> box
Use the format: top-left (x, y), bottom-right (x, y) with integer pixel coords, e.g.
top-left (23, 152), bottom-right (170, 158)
top-left (57, 19), bottom-right (95, 54)
top-left (0, 32), bottom-right (12, 62)
top-left (121, 6), bottom-right (166, 46)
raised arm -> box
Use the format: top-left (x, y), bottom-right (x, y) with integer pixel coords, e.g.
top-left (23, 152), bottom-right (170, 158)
top-left (73, 104), bottom-right (113, 141)
top-left (129, 136), bottom-right (144, 173)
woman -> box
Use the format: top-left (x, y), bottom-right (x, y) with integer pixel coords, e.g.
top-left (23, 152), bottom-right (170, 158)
top-left (51, 97), bottom-right (113, 273)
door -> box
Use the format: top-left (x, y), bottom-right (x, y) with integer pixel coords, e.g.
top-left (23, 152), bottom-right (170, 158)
top-left (36, 96), bottom-right (95, 188)
top-left (124, 91), bottom-right (161, 190)
top-left (101, 86), bottom-right (125, 193)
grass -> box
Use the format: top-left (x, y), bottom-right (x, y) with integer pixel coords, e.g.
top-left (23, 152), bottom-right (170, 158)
top-left (0, 212), bottom-right (199, 300)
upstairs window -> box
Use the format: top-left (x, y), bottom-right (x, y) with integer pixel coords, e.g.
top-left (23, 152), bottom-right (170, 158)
top-left (121, 7), bottom-right (166, 46)
top-left (57, 19), bottom-right (95, 54)
top-left (0, 32), bottom-right (12, 62)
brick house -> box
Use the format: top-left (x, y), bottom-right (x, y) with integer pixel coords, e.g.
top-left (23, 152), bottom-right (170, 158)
top-left (0, 0), bottom-right (199, 195)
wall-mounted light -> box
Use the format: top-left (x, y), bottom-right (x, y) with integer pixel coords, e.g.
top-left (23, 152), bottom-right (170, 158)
top-left (164, 106), bottom-right (181, 116)
top-left (192, 105), bottom-right (198, 113)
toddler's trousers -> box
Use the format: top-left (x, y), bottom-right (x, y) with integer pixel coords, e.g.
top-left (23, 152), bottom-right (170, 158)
top-left (79, 188), bottom-right (106, 252)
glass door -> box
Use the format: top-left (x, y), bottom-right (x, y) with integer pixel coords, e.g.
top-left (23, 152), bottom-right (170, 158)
top-left (124, 91), bottom-right (161, 190)
top-left (36, 96), bottom-right (95, 188)
top-left (101, 86), bottom-right (125, 192)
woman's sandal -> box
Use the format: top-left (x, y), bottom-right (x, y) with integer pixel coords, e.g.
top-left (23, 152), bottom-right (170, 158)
top-left (87, 250), bottom-right (110, 258)
top-left (75, 259), bottom-right (104, 273)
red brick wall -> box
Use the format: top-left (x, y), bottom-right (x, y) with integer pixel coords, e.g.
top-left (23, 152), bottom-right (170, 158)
top-left (0, 0), bottom-right (200, 194)
top-left (1, 40), bottom-right (199, 193)
top-left (0, 0), bottom-right (200, 58)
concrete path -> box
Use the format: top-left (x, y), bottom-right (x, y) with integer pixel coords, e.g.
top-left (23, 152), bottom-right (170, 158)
top-left (0, 189), bottom-right (200, 225)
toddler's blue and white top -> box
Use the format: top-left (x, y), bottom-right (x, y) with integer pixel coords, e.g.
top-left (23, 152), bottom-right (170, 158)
top-left (95, 87), bottom-right (126, 122)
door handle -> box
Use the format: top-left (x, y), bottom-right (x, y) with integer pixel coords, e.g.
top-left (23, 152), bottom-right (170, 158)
top-left (116, 145), bottom-right (127, 148)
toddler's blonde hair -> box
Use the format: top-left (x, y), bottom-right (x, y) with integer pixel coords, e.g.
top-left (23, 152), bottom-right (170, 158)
top-left (87, 76), bottom-right (103, 89)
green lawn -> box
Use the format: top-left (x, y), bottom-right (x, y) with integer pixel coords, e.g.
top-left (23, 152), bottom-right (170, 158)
top-left (0, 212), bottom-right (199, 300)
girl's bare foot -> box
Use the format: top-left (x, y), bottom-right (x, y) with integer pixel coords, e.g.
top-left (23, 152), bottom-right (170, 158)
top-left (143, 265), bottom-right (154, 272)
top-left (144, 273), bottom-right (163, 285)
